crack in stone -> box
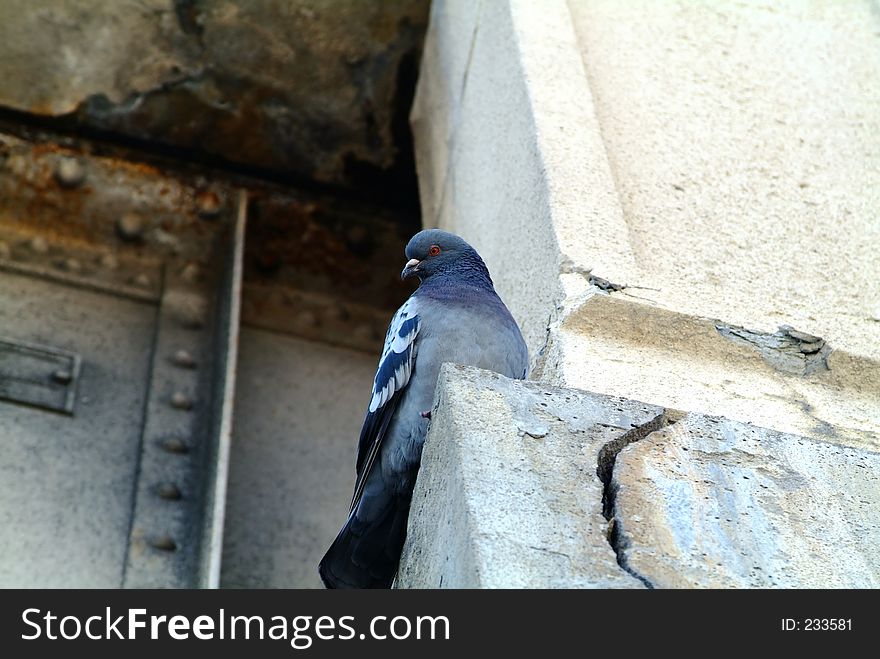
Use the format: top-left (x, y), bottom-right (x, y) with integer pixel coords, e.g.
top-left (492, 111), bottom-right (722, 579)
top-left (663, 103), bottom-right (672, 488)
top-left (588, 273), bottom-right (626, 293)
top-left (597, 410), bottom-right (681, 589)
top-left (715, 322), bottom-right (832, 376)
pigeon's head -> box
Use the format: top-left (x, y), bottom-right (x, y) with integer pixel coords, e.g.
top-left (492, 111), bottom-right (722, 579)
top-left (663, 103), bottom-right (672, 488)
top-left (400, 229), bottom-right (479, 282)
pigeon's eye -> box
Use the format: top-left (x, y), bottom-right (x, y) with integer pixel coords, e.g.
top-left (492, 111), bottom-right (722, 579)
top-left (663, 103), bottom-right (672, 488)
top-left (429, 245), bottom-right (441, 256)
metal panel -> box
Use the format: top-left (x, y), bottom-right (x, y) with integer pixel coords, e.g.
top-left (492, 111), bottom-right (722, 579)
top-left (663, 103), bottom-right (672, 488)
top-left (221, 328), bottom-right (374, 588)
top-left (0, 272), bottom-right (155, 587)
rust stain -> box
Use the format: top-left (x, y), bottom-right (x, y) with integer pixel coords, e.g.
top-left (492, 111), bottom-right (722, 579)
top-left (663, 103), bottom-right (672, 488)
top-left (0, 135), bottom-right (233, 260)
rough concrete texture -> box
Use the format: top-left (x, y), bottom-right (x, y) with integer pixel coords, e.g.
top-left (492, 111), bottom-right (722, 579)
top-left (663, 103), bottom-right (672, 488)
top-left (399, 366), bottom-right (880, 589)
top-left (221, 328), bottom-right (375, 588)
top-left (612, 415), bottom-right (880, 588)
top-left (567, 0), bottom-right (880, 361)
top-left (397, 364), bottom-right (668, 589)
top-left (554, 295), bottom-right (880, 453)
top-left (413, 0), bottom-right (880, 451)
top-left (0, 0), bottom-right (428, 191)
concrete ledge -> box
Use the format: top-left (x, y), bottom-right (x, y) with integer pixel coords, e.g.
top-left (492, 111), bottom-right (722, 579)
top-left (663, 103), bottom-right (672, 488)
top-left (397, 365), bottom-right (880, 588)
top-left (397, 364), bottom-right (667, 588)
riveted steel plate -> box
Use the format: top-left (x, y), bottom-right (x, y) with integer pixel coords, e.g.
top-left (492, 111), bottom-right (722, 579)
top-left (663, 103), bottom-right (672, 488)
top-left (0, 336), bottom-right (81, 414)
top-left (0, 134), bottom-right (244, 588)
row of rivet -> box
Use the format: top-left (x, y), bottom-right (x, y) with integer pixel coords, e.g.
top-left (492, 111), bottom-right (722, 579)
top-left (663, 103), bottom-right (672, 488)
top-left (148, 321), bottom-right (200, 553)
top-left (0, 235), bottom-right (157, 291)
top-left (52, 155), bottom-right (223, 219)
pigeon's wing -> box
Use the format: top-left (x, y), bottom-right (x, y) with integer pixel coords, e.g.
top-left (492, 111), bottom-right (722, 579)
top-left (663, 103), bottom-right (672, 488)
top-left (348, 298), bottom-right (421, 513)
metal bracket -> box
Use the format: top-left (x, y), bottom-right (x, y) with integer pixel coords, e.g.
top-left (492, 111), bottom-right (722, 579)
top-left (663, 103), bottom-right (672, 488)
top-left (0, 336), bottom-right (81, 415)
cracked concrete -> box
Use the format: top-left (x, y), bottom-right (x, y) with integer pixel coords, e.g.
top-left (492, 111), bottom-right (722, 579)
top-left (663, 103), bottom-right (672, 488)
top-left (716, 323), bottom-right (832, 377)
top-left (596, 412), bottom-right (677, 590)
top-left (612, 415), bottom-right (880, 588)
top-left (398, 366), bottom-right (880, 589)
top-left (397, 364), bottom-right (665, 589)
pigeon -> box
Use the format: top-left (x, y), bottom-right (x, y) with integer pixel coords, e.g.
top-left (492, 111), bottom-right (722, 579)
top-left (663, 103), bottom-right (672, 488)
top-left (319, 228), bottom-right (529, 588)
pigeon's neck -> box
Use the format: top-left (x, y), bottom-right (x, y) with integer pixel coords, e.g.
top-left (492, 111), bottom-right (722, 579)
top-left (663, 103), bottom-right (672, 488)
top-left (420, 249), bottom-right (495, 293)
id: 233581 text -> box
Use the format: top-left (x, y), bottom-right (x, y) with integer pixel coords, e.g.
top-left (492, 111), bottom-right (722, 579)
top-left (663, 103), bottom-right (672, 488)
top-left (781, 619), bottom-right (852, 631)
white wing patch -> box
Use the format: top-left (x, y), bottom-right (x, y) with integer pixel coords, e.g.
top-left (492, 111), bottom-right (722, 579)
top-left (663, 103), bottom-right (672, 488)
top-left (368, 299), bottom-right (421, 413)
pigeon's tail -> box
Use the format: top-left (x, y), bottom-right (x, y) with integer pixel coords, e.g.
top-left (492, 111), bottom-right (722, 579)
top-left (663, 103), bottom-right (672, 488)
top-left (319, 489), bottom-right (412, 589)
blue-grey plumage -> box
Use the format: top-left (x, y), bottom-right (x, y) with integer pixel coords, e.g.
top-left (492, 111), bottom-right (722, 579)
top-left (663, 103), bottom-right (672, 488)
top-left (319, 229), bottom-right (528, 588)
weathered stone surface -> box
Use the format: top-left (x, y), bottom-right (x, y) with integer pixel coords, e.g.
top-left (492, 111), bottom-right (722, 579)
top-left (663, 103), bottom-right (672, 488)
top-left (612, 415), bottom-right (880, 588)
top-left (0, 0), bottom-right (428, 195)
top-left (397, 364), bottom-right (667, 589)
top-left (554, 296), bottom-right (880, 453)
top-left (566, 0), bottom-right (880, 364)
top-left (399, 367), bottom-right (880, 588)
top-left (413, 0), bottom-right (880, 454)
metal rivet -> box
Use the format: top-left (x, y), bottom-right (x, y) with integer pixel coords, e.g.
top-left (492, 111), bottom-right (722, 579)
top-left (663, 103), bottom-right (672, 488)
top-left (161, 438), bottom-right (189, 454)
top-left (0, 241), bottom-right (10, 259)
top-left (176, 308), bottom-right (205, 330)
top-left (55, 157), bottom-right (86, 188)
top-left (99, 252), bottom-right (119, 270)
top-left (29, 236), bottom-right (49, 254)
top-left (156, 483), bottom-right (182, 500)
top-left (295, 310), bottom-right (318, 329)
top-left (169, 292), bottom-right (208, 330)
top-left (132, 273), bottom-right (151, 288)
top-left (150, 535), bottom-right (177, 551)
top-left (51, 369), bottom-right (72, 385)
top-left (196, 190), bottom-right (222, 218)
top-left (170, 391), bottom-right (193, 410)
top-left (117, 212), bottom-right (145, 241)
top-left (57, 257), bottom-right (81, 273)
top-left (171, 349), bottom-right (196, 369)
top-left (180, 262), bottom-right (200, 283)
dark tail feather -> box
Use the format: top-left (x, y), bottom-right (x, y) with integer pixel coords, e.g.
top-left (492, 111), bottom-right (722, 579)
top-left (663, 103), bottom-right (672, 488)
top-left (319, 494), bottom-right (412, 589)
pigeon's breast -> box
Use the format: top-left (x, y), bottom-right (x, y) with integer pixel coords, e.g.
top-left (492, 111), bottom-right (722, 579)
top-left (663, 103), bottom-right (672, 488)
top-left (416, 294), bottom-right (529, 390)
top-left (380, 292), bottom-right (529, 483)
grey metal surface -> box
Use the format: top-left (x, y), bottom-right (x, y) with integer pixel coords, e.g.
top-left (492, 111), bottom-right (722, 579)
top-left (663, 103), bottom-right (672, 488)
top-left (221, 328), bottom-right (375, 588)
top-left (0, 115), bottom-right (404, 589)
top-left (0, 272), bottom-right (155, 587)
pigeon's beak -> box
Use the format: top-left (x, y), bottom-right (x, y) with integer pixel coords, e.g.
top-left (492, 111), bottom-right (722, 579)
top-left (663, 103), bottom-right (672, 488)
top-left (401, 258), bottom-right (421, 281)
